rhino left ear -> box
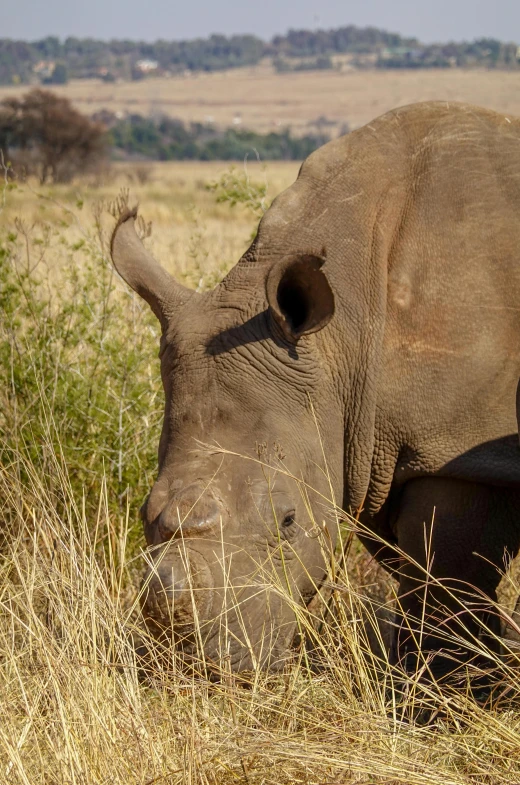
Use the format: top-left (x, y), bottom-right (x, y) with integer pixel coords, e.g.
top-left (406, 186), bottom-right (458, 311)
top-left (266, 253), bottom-right (335, 341)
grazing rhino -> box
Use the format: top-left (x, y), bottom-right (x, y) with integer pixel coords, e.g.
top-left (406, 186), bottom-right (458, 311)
top-left (111, 101), bottom-right (520, 680)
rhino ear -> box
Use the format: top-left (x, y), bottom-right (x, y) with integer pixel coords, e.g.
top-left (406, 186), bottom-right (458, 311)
top-left (266, 253), bottom-right (335, 341)
top-left (110, 208), bottom-right (192, 328)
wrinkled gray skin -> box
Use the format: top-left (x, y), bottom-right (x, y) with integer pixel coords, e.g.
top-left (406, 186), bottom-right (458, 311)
top-left (111, 102), bottom-right (520, 678)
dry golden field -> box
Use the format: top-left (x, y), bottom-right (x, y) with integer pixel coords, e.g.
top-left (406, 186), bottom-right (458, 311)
top-left (2, 160), bottom-right (520, 784)
top-left (0, 160), bottom-right (299, 285)
top-left (1, 66), bottom-right (520, 134)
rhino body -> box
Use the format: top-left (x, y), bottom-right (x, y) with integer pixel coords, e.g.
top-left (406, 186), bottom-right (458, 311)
top-left (112, 102), bottom-right (520, 679)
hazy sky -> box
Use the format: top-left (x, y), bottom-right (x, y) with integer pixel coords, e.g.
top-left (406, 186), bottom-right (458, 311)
top-left (3, 0), bottom-right (520, 44)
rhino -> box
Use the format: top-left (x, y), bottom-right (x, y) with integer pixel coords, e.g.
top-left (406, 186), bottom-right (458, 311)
top-left (111, 101), bottom-right (520, 681)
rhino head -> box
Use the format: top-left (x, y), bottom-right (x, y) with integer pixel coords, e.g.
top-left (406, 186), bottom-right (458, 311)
top-left (111, 206), bottom-right (345, 672)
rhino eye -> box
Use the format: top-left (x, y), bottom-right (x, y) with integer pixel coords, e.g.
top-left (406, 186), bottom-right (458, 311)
top-left (281, 511), bottom-right (296, 528)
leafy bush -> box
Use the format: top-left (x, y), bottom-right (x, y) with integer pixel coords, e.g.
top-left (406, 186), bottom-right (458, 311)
top-left (109, 114), bottom-right (330, 161)
top-left (207, 165), bottom-right (268, 217)
top-left (273, 55), bottom-right (334, 73)
top-left (0, 204), bottom-right (161, 546)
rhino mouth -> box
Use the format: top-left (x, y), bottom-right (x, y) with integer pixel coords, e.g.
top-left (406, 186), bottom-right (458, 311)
top-left (140, 618), bottom-right (294, 676)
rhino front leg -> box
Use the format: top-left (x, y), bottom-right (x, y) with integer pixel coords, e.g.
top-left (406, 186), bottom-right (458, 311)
top-left (389, 477), bottom-right (520, 687)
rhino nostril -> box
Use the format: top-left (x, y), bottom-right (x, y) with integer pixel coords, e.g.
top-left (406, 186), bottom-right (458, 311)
top-left (157, 520), bottom-right (179, 543)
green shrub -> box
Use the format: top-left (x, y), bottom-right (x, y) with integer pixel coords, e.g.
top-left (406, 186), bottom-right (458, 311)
top-left (0, 210), bottom-right (162, 547)
top-left (206, 165), bottom-right (268, 217)
top-left (109, 114), bottom-right (330, 161)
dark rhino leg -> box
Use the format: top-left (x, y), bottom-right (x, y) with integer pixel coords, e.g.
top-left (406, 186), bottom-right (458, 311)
top-left (390, 478), bottom-right (520, 688)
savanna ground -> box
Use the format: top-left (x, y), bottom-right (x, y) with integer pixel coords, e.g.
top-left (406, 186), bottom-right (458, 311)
top-left (2, 66), bottom-right (520, 136)
top-left (3, 157), bottom-right (520, 784)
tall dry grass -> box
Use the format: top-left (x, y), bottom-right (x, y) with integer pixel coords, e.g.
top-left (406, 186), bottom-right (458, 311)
top-left (2, 162), bottom-right (520, 784)
top-left (4, 441), bottom-right (520, 784)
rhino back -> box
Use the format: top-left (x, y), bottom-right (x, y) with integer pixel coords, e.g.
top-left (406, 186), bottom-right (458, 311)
top-left (252, 102), bottom-right (520, 510)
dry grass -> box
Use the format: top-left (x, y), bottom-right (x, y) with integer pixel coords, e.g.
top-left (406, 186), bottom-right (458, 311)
top-left (0, 160), bottom-right (299, 286)
top-left (3, 161), bottom-right (520, 784)
top-left (2, 67), bottom-right (520, 135)
top-left (3, 438), bottom-right (520, 784)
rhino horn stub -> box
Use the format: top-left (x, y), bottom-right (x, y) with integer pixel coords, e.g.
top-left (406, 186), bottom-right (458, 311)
top-left (266, 253), bottom-right (335, 341)
top-left (110, 208), bottom-right (193, 328)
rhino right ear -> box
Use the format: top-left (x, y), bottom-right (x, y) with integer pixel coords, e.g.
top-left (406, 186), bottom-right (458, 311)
top-left (266, 253), bottom-right (335, 341)
top-left (110, 208), bottom-right (192, 328)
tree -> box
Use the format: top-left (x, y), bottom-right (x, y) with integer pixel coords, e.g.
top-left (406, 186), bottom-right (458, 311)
top-left (49, 63), bottom-right (68, 84)
top-left (0, 89), bottom-right (106, 183)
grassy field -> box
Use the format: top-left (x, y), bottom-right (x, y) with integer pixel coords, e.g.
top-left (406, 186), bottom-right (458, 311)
top-left (0, 160), bottom-right (299, 284)
top-left (2, 160), bottom-right (520, 784)
top-left (2, 67), bottom-right (520, 136)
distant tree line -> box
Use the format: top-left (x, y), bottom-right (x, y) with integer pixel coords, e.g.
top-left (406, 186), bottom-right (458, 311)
top-left (0, 26), bottom-right (519, 84)
top-left (376, 37), bottom-right (520, 69)
top-left (109, 113), bottom-right (330, 161)
top-left (270, 25), bottom-right (419, 56)
top-left (0, 34), bottom-right (265, 84)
